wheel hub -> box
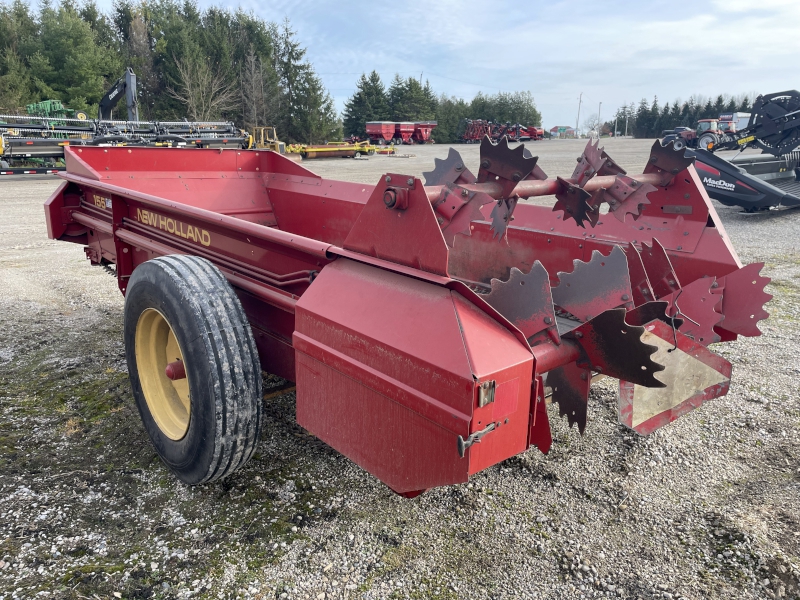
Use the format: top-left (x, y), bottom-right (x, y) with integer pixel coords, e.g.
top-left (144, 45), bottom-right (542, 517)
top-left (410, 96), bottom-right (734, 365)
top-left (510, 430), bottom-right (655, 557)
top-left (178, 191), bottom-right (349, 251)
top-left (135, 308), bottom-right (191, 440)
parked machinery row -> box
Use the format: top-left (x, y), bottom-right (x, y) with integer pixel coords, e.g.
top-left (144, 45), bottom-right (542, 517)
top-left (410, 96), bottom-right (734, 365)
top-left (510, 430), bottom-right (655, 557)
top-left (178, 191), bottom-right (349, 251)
top-left (0, 114), bottom-right (250, 170)
top-left (462, 119), bottom-right (544, 144)
top-left (365, 121), bottom-right (437, 145)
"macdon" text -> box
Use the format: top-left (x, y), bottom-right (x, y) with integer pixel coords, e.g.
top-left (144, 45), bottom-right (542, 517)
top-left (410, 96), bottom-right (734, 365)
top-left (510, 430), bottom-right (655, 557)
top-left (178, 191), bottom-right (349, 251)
top-left (136, 208), bottom-right (211, 246)
top-left (702, 176), bottom-right (736, 191)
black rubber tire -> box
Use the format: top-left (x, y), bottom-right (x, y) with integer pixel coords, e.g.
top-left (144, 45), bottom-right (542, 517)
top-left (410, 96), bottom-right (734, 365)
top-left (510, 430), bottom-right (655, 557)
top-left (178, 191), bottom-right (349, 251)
top-left (698, 134), bottom-right (717, 150)
top-left (124, 255), bottom-right (262, 485)
top-left (672, 138), bottom-right (686, 151)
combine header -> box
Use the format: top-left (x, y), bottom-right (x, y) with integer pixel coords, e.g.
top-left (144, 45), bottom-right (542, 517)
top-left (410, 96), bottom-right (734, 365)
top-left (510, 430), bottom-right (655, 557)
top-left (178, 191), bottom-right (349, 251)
top-left (667, 90), bottom-right (800, 211)
top-left (43, 136), bottom-right (770, 496)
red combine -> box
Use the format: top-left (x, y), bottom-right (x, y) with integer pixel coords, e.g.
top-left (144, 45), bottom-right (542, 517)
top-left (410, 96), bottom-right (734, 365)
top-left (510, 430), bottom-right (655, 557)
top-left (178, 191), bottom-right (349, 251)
top-left (43, 138), bottom-right (769, 496)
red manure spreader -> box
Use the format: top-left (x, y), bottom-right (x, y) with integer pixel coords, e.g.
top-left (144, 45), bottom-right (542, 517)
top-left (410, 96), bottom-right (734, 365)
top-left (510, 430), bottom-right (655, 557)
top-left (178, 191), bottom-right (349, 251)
top-left (44, 138), bottom-right (769, 496)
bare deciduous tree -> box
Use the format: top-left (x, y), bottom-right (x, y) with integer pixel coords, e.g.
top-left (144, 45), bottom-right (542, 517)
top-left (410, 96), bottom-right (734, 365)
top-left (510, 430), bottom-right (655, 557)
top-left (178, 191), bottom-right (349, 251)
top-left (239, 45), bottom-right (278, 130)
top-left (583, 113), bottom-right (601, 133)
top-left (167, 54), bottom-right (237, 121)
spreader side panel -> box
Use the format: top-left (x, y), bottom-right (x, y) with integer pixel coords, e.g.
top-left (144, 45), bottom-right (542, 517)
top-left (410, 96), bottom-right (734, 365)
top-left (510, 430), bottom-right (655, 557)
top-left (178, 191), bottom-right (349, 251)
top-left (293, 258), bottom-right (475, 493)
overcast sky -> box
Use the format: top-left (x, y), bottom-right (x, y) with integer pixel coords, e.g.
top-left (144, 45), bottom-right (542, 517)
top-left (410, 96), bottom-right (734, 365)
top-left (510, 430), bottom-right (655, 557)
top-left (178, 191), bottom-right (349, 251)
top-left (95, 0), bottom-right (800, 129)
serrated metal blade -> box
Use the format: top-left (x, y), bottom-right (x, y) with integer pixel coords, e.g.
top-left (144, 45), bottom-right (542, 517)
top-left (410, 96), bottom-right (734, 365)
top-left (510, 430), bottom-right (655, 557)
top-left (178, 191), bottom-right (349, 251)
top-left (660, 277), bottom-right (723, 345)
top-left (484, 262), bottom-right (557, 341)
top-left (644, 139), bottom-right (695, 186)
top-left (553, 177), bottom-right (598, 228)
top-left (423, 146), bottom-right (475, 186)
top-left (624, 243), bottom-right (656, 305)
top-left (639, 239), bottom-right (681, 298)
top-left (548, 361), bottom-right (591, 434)
top-left (717, 263), bottom-right (772, 337)
top-left (552, 246), bottom-right (633, 322)
top-left (568, 308), bottom-right (666, 388)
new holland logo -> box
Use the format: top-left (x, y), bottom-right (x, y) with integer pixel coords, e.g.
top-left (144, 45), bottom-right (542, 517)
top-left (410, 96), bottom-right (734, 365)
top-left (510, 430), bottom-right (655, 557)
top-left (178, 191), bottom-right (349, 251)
top-left (703, 176), bottom-right (736, 191)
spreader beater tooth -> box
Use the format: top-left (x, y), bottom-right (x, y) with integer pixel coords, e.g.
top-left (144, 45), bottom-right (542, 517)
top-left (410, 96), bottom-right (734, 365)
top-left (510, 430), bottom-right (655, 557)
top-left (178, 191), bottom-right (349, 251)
top-left (570, 139), bottom-right (627, 187)
top-left (639, 239), bottom-right (681, 298)
top-left (644, 139), bottom-right (695, 186)
top-left (478, 135), bottom-right (538, 197)
top-left (717, 263), bottom-right (772, 337)
top-left (660, 277), bottom-right (723, 346)
top-left (489, 197), bottom-right (519, 239)
top-left (623, 243), bottom-right (656, 305)
top-left (596, 175), bottom-right (656, 222)
top-left (423, 147), bottom-right (475, 186)
top-left (571, 139), bottom-right (603, 187)
top-left (553, 177), bottom-right (599, 228)
top-left (522, 146), bottom-right (548, 180)
top-left (484, 262), bottom-right (558, 342)
top-left (624, 301), bottom-right (683, 330)
top-left (433, 183), bottom-right (492, 246)
top-left (552, 246), bottom-right (633, 322)
top-left (567, 308), bottom-right (666, 388)
top-left (548, 361), bottom-right (591, 434)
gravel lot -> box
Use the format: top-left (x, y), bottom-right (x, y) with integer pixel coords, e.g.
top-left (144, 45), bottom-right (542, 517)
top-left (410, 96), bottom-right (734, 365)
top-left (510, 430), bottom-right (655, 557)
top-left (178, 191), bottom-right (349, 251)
top-left (1, 139), bottom-right (798, 600)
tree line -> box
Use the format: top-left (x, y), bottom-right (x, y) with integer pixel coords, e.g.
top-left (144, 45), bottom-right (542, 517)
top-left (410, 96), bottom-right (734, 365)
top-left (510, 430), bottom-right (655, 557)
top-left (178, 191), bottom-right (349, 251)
top-left (605, 94), bottom-right (754, 138)
top-left (0, 0), bottom-right (339, 143)
top-left (343, 71), bottom-right (542, 143)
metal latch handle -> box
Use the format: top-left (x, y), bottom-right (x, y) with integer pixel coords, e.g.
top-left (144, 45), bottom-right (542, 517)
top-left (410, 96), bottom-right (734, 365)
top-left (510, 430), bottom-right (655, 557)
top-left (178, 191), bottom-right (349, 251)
top-left (457, 422), bottom-right (496, 458)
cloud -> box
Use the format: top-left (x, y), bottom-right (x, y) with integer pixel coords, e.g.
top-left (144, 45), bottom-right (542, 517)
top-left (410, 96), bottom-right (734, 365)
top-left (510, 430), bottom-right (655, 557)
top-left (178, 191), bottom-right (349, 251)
top-left (90, 0), bottom-right (800, 129)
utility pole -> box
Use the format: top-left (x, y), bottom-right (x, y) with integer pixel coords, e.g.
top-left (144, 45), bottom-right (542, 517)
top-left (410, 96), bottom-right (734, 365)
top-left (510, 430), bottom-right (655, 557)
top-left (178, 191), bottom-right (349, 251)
top-left (576, 92), bottom-right (583, 137)
top-left (614, 115), bottom-right (618, 138)
top-left (624, 103), bottom-right (629, 137)
top-left (598, 101), bottom-right (602, 135)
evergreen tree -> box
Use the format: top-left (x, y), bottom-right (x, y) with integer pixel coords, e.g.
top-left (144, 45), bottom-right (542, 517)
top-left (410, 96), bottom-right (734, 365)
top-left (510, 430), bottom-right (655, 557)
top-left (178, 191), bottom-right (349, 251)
top-left (342, 71), bottom-right (389, 137)
top-left (431, 94), bottom-right (470, 143)
top-left (738, 96), bottom-right (751, 112)
top-left (634, 98), bottom-right (650, 137)
top-left (0, 48), bottom-right (32, 108)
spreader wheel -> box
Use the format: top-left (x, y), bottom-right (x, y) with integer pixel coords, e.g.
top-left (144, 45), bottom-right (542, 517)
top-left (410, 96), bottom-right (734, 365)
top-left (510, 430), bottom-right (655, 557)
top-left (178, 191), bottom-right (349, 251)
top-left (124, 255), bottom-right (262, 485)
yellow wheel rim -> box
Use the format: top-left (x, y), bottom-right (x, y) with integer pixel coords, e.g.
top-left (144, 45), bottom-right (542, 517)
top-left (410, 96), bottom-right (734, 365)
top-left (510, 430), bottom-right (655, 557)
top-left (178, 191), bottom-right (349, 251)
top-left (135, 308), bottom-right (191, 440)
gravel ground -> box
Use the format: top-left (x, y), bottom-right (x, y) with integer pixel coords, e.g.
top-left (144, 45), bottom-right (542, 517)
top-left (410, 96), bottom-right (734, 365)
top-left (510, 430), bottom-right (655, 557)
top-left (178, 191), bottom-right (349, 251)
top-left (0, 139), bottom-right (798, 600)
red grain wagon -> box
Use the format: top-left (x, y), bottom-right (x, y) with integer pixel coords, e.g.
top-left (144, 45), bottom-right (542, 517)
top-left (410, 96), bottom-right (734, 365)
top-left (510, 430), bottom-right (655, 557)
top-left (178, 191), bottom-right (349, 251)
top-left (394, 122), bottom-right (415, 145)
top-left (412, 121), bottom-right (437, 144)
top-left (365, 121), bottom-right (395, 145)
